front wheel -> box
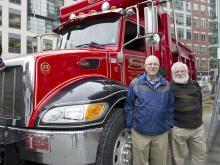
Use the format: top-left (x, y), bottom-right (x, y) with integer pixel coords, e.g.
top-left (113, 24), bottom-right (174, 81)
top-left (96, 109), bottom-right (132, 165)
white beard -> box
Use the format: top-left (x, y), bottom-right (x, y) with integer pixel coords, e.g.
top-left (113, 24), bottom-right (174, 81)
top-left (173, 74), bottom-right (189, 84)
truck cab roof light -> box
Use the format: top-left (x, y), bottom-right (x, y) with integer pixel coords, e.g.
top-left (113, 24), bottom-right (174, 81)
top-left (69, 13), bottom-right (76, 20)
top-left (111, 6), bottom-right (117, 10)
top-left (102, 2), bottom-right (110, 11)
top-left (90, 10), bottom-right (96, 14)
top-left (78, 12), bottom-right (85, 16)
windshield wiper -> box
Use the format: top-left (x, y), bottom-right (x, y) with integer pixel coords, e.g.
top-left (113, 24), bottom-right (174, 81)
top-left (75, 41), bottom-right (104, 49)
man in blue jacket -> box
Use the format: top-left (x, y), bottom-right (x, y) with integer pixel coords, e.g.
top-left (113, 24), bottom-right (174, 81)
top-left (124, 55), bottom-right (174, 165)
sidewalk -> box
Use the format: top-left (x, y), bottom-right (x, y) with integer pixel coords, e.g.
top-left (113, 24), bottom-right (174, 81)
top-left (206, 119), bottom-right (220, 165)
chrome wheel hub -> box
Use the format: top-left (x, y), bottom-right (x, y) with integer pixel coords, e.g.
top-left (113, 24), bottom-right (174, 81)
top-left (113, 128), bottom-right (132, 165)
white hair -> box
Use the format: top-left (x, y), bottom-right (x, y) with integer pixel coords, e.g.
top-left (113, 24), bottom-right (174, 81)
top-left (171, 62), bottom-right (188, 74)
top-left (145, 55), bottom-right (160, 65)
top-left (171, 62), bottom-right (189, 84)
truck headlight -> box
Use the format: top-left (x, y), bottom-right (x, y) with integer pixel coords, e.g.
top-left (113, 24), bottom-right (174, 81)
top-left (41, 103), bottom-right (107, 124)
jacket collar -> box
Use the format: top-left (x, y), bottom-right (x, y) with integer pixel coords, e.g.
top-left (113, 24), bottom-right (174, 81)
top-left (138, 72), bottom-right (167, 85)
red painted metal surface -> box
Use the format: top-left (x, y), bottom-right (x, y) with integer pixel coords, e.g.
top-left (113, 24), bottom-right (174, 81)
top-left (60, 0), bottom-right (145, 22)
top-left (28, 49), bottom-right (117, 127)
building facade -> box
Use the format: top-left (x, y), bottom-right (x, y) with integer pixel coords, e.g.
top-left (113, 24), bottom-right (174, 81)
top-left (170, 0), bottom-right (217, 80)
top-left (0, 0), bottom-right (64, 59)
top-left (209, 0), bottom-right (218, 80)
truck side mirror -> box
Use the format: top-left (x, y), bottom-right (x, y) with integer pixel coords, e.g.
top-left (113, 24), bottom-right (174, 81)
top-left (144, 5), bottom-right (160, 46)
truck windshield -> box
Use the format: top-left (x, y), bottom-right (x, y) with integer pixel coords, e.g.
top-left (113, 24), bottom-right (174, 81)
top-left (60, 16), bottom-right (120, 49)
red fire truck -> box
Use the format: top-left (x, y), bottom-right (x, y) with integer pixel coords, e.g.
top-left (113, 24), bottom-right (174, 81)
top-left (0, 0), bottom-right (196, 165)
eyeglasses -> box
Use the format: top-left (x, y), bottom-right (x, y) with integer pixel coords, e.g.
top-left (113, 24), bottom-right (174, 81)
top-left (145, 63), bottom-right (159, 66)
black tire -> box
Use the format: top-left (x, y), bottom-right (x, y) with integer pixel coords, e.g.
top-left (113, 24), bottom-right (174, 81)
top-left (96, 109), bottom-right (132, 165)
top-left (2, 143), bottom-right (30, 165)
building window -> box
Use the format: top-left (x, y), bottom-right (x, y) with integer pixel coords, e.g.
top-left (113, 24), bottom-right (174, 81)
top-left (29, 0), bottom-right (63, 21)
top-left (170, 12), bottom-right (174, 24)
top-left (193, 3), bottom-right (199, 15)
top-left (28, 17), bottom-right (45, 33)
top-left (201, 46), bottom-right (206, 56)
top-left (47, 1), bottom-right (56, 18)
top-left (28, 17), bottom-right (55, 33)
top-left (186, 2), bottom-right (191, 12)
top-left (194, 18), bottom-right (199, 28)
top-left (170, 27), bottom-right (175, 38)
top-left (43, 39), bottom-right (52, 51)
top-left (201, 34), bottom-right (206, 42)
top-left (186, 16), bottom-right (191, 26)
top-left (9, 0), bottom-right (21, 5)
top-left (196, 58), bottom-right (200, 67)
top-left (176, 14), bottom-right (184, 25)
top-left (177, 28), bottom-right (184, 39)
top-left (209, 21), bottom-right (217, 31)
top-left (201, 19), bottom-right (206, 29)
top-left (9, 33), bottom-right (21, 53)
top-left (174, 0), bottom-right (183, 10)
top-left (9, 8), bottom-right (21, 29)
top-left (27, 36), bottom-right (37, 54)
top-left (208, 6), bottom-right (211, 17)
top-left (202, 59), bottom-right (206, 66)
top-left (186, 44), bottom-right (192, 51)
top-left (201, 5), bottom-right (206, 16)
top-left (194, 33), bottom-right (199, 42)
top-left (194, 45), bottom-right (199, 54)
top-left (45, 20), bottom-right (53, 33)
top-left (186, 30), bottom-right (191, 40)
top-left (209, 35), bottom-right (218, 44)
top-left (209, 47), bottom-right (217, 56)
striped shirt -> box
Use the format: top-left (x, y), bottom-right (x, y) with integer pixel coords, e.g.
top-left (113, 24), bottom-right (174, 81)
top-left (171, 80), bottom-right (203, 129)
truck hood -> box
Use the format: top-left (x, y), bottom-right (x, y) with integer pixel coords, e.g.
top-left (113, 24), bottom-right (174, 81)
top-left (32, 48), bottom-right (110, 110)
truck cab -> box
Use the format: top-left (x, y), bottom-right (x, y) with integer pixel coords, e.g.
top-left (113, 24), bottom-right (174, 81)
top-left (0, 0), bottom-right (196, 165)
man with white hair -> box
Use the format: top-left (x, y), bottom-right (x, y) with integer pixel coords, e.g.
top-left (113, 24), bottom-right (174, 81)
top-left (124, 55), bottom-right (174, 165)
top-left (170, 62), bottom-right (206, 165)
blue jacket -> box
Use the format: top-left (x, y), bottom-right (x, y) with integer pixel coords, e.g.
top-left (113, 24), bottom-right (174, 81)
top-left (124, 72), bottom-right (174, 135)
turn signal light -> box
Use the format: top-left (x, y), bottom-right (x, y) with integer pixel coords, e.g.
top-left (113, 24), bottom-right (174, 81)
top-left (85, 103), bottom-right (105, 120)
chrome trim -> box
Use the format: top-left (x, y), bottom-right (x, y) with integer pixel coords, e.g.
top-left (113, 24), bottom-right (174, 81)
top-left (0, 125), bottom-right (103, 165)
top-left (49, 89), bottom-right (127, 107)
top-left (5, 56), bottom-right (35, 126)
top-left (39, 102), bottom-right (108, 125)
top-left (113, 128), bottom-right (132, 165)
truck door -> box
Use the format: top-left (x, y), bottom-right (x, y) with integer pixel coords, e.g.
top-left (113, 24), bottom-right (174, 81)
top-left (122, 21), bottom-right (147, 86)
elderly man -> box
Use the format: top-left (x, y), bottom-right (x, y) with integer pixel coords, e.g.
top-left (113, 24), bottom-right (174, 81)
top-left (170, 62), bottom-right (206, 165)
top-left (124, 55), bottom-right (174, 165)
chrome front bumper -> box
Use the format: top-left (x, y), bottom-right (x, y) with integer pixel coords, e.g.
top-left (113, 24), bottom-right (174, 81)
top-left (0, 125), bottom-right (103, 165)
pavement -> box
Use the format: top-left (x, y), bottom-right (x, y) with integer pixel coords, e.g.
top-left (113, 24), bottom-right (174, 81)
top-left (206, 123), bottom-right (220, 165)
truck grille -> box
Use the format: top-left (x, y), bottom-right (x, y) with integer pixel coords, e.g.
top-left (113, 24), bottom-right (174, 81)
top-left (0, 66), bottom-right (25, 126)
